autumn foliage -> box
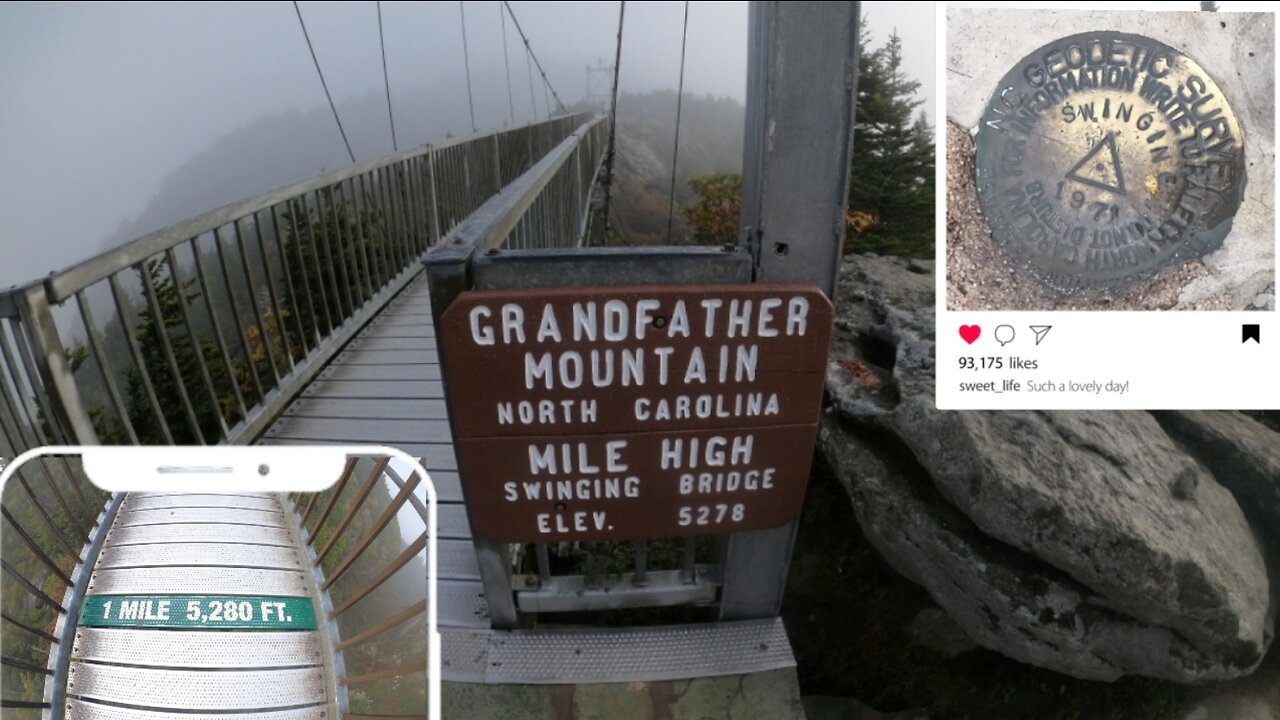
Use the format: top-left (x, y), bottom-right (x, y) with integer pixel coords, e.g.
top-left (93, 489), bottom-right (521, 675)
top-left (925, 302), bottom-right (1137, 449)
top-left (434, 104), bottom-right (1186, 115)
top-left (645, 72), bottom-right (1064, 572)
top-left (682, 174), bottom-right (742, 246)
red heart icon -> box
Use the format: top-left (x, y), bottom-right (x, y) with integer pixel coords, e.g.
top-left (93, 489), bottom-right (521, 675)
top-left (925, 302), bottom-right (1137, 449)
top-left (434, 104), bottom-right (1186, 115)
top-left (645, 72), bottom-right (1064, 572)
top-left (959, 325), bottom-right (981, 344)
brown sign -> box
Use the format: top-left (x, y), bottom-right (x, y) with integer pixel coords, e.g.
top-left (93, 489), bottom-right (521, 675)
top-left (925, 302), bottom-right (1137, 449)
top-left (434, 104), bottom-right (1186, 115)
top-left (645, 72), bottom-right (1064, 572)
top-left (438, 284), bottom-right (833, 542)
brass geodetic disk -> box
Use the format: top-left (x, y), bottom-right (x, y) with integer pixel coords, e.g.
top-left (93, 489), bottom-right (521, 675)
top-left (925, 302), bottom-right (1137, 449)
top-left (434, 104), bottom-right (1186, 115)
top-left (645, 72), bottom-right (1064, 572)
top-left (974, 31), bottom-right (1246, 291)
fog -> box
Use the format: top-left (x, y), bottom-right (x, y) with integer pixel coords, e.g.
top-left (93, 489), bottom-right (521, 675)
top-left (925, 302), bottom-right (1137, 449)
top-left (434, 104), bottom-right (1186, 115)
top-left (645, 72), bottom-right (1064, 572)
top-left (0, 1), bottom-right (934, 289)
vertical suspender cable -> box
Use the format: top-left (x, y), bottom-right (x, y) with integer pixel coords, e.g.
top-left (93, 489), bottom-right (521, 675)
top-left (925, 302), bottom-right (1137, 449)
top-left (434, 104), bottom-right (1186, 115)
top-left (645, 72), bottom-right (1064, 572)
top-left (293, 1), bottom-right (356, 164)
top-left (664, 1), bottom-right (690, 244)
top-left (601, 1), bottom-right (626, 240)
top-left (525, 45), bottom-right (540, 119)
top-left (459, 1), bottom-right (478, 133)
top-left (499, 1), bottom-right (516, 125)
top-left (377, 1), bottom-right (398, 151)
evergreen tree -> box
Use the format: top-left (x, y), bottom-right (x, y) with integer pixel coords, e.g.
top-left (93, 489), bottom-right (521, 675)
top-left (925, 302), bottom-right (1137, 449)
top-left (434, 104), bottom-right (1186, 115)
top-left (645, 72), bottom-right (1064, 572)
top-left (846, 24), bottom-right (935, 258)
top-left (122, 260), bottom-right (240, 444)
top-left (682, 20), bottom-right (935, 257)
top-left (278, 184), bottom-right (390, 354)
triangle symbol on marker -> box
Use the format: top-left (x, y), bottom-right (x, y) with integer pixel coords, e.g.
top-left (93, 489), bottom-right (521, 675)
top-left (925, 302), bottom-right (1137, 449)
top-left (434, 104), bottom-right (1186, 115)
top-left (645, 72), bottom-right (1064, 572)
top-left (1066, 133), bottom-right (1126, 196)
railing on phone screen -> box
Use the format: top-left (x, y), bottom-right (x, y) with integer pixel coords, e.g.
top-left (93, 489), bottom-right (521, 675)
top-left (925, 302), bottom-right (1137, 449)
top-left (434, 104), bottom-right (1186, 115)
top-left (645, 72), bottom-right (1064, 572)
top-left (0, 453), bottom-right (430, 719)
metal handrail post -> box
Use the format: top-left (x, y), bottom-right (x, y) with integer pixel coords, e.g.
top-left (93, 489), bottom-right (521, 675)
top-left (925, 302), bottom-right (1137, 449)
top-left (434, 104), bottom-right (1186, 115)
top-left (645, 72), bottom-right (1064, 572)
top-left (719, 0), bottom-right (859, 621)
top-left (427, 146), bottom-right (442, 245)
top-left (19, 285), bottom-right (98, 444)
top-left (47, 492), bottom-right (123, 720)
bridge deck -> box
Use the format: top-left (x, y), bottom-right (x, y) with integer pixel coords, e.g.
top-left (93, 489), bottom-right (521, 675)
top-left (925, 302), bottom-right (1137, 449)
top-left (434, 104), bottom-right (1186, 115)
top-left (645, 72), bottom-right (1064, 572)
top-left (260, 273), bottom-right (492, 636)
top-left (67, 492), bottom-right (329, 719)
top-left (259, 271), bottom-right (795, 685)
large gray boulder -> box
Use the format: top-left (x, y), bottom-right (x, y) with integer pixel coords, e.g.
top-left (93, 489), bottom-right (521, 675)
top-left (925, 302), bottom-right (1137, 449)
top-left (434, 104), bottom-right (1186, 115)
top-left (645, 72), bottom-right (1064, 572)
top-left (1156, 411), bottom-right (1280, 547)
top-left (822, 254), bottom-right (1276, 683)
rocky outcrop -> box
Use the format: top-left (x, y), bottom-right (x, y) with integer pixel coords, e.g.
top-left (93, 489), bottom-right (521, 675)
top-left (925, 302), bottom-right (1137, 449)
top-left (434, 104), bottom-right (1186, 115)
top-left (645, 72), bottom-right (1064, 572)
top-left (1156, 411), bottom-right (1280, 547)
top-left (821, 254), bottom-right (1277, 683)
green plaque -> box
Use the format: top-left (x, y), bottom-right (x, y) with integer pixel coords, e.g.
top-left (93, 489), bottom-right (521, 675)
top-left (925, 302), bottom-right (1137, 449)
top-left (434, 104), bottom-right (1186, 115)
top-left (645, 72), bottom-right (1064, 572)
top-left (81, 595), bottom-right (317, 630)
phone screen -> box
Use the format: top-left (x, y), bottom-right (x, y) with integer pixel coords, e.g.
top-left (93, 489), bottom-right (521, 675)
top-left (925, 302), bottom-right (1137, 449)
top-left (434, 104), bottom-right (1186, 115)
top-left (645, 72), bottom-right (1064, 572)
top-left (0, 448), bottom-right (435, 720)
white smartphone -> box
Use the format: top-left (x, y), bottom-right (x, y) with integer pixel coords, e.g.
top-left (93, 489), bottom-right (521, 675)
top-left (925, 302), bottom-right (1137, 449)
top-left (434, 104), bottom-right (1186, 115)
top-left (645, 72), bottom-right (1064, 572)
top-left (0, 445), bottom-right (438, 720)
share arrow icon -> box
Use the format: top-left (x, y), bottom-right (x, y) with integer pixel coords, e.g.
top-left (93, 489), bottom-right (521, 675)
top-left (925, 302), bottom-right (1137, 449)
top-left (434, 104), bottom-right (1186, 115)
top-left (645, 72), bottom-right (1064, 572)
top-left (1030, 325), bottom-right (1052, 346)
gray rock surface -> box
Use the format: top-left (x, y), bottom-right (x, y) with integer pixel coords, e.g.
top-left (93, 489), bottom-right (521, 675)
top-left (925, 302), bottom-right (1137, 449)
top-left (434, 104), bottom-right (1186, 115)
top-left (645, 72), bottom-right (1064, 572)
top-left (906, 608), bottom-right (977, 659)
top-left (1157, 411), bottom-right (1280, 547)
top-left (1244, 282), bottom-right (1277, 311)
top-left (822, 254), bottom-right (1277, 683)
top-left (803, 696), bottom-right (930, 720)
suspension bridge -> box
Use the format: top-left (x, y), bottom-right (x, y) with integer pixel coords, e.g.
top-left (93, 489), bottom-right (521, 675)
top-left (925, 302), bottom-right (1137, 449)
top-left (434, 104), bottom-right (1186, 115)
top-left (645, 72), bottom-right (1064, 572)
top-left (1, 2), bottom-right (859, 718)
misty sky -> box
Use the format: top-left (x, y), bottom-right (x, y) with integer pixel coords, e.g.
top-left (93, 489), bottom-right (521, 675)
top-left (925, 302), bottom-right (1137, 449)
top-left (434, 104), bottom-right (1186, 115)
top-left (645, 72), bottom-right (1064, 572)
top-left (0, 1), bottom-right (935, 290)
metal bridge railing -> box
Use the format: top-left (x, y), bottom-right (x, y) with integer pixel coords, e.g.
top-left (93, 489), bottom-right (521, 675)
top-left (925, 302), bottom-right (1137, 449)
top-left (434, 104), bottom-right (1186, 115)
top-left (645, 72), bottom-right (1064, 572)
top-left (0, 113), bottom-right (594, 457)
top-left (0, 455), bottom-right (111, 717)
top-left (290, 455), bottom-right (430, 718)
top-left (426, 114), bottom-right (738, 624)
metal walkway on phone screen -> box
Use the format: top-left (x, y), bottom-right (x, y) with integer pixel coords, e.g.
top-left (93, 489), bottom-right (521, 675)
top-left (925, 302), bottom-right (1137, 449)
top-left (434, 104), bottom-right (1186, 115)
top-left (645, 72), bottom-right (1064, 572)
top-left (66, 492), bottom-right (331, 720)
top-left (260, 274), bottom-right (796, 684)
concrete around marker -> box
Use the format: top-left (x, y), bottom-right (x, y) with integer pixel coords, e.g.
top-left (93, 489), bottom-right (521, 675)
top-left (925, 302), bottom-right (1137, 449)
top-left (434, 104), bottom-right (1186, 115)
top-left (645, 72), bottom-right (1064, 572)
top-left (946, 8), bottom-right (1276, 311)
top-left (441, 668), bottom-right (806, 720)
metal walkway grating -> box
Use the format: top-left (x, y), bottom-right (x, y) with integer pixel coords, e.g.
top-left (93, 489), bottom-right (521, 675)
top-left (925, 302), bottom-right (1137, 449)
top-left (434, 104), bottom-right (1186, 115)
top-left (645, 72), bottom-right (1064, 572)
top-left (260, 274), bottom-right (491, 631)
top-left (67, 492), bottom-right (329, 719)
top-left (256, 272), bottom-right (802, 685)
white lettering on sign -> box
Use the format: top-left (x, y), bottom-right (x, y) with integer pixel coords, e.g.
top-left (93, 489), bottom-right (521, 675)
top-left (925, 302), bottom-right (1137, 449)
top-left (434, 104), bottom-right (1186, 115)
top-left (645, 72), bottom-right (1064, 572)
top-left (669, 302), bottom-right (690, 337)
top-left (635, 299), bottom-right (660, 339)
top-left (528, 441), bottom-right (629, 475)
top-left (497, 398), bottom-right (599, 425)
top-left (757, 298), bottom-right (781, 337)
top-left (502, 305), bottom-right (526, 343)
top-left (677, 504), bottom-right (746, 527)
top-left (521, 345), bottom-right (759, 391)
top-left (701, 298), bottom-right (722, 337)
top-left (448, 288), bottom-right (829, 541)
top-left (634, 392), bottom-right (780, 422)
top-left (604, 300), bottom-right (627, 341)
top-left (118, 599), bottom-right (171, 621)
top-left (537, 305), bottom-right (562, 342)
top-left (537, 510), bottom-right (611, 534)
top-left (685, 347), bottom-right (707, 384)
top-left (659, 435), bottom-right (755, 470)
top-left (503, 476), bottom-right (641, 501)
top-left (260, 600), bottom-right (288, 622)
top-left (470, 306), bottom-right (495, 345)
top-left (727, 299), bottom-right (751, 338)
top-left (466, 295), bottom-right (813, 347)
top-left (787, 297), bottom-right (809, 336)
top-left (678, 467), bottom-right (776, 494)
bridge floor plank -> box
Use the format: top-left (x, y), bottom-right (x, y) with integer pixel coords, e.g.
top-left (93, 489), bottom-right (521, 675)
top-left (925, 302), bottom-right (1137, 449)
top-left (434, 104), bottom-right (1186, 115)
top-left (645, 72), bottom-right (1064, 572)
top-left (285, 397), bottom-right (448, 420)
top-left (241, 270), bottom-right (801, 689)
top-left (264, 417), bottom-right (453, 445)
top-left (256, 274), bottom-right (482, 630)
top-left (73, 493), bottom-right (330, 715)
top-left (300, 378), bottom-right (444, 398)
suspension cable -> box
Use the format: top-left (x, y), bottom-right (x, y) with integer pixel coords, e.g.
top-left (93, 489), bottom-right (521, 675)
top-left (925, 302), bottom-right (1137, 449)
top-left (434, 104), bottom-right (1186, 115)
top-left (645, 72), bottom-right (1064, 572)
top-left (498, 1), bottom-right (515, 125)
top-left (377, 1), bottom-right (398, 152)
top-left (502, 1), bottom-right (566, 113)
top-left (459, 1), bottom-right (478, 133)
top-left (664, 1), bottom-right (690, 244)
top-left (601, 1), bottom-right (626, 240)
top-left (524, 43), bottom-right (540, 120)
top-left (293, 1), bottom-right (356, 164)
